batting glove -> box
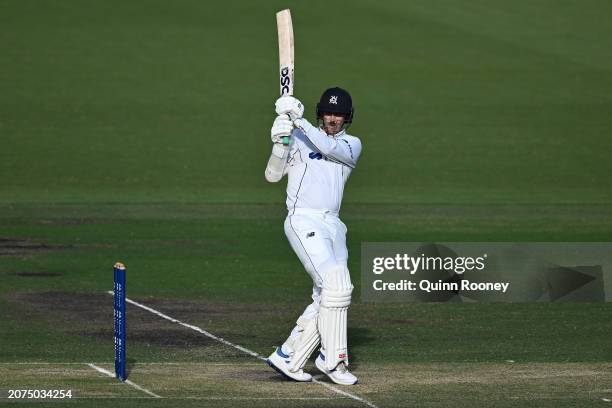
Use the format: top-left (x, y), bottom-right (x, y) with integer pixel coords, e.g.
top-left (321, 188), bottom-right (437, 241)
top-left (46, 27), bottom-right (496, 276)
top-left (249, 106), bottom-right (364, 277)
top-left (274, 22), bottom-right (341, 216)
top-left (275, 96), bottom-right (304, 121)
top-left (271, 114), bottom-right (293, 144)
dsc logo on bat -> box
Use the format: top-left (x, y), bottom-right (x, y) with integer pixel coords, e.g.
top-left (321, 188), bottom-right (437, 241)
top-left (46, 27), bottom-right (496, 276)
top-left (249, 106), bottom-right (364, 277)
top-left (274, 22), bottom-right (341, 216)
top-left (280, 67), bottom-right (292, 95)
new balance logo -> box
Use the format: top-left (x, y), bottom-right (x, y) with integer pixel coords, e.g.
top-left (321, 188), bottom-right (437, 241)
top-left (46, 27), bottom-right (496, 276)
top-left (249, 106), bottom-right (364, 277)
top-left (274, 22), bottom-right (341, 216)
top-left (307, 232), bottom-right (315, 238)
top-left (329, 96), bottom-right (338, 104)
top-left (309, 152), bottom-right (323, 160)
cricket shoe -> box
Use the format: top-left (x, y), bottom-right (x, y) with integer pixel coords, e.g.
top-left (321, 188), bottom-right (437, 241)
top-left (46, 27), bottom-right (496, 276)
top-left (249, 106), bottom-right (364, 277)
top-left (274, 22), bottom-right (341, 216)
top-left (315, 352), bottom-right (358, 385)
top-left (266, 347), bottom-right (312, 382)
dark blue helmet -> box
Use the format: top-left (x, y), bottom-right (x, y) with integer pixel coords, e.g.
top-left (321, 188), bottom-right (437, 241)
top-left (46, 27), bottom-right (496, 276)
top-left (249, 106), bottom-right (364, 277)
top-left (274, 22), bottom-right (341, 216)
top-left (316, 87), bottom-right (354, 125)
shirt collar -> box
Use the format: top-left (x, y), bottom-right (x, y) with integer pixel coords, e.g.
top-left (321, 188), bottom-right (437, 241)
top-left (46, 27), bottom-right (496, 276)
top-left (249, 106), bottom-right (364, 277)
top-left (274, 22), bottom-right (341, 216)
top-left (320, 127), bottom-right (346, 138)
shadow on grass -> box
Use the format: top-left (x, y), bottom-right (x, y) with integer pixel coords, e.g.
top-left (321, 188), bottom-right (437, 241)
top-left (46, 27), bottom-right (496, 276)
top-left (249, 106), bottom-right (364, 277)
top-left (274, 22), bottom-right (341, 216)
top-left (126, 358), bottom-right (137, 379)
top-left (348, 327), bottom-right (375, 369)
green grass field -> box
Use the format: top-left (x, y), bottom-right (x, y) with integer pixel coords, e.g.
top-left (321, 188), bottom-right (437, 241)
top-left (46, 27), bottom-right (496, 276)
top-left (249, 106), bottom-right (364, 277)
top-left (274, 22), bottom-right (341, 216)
top-left (1, 1), bottom-right (612, 407)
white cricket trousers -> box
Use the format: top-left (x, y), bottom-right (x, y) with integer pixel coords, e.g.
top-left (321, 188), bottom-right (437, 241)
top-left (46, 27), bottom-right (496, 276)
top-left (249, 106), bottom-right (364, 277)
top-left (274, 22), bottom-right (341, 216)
top-left (284, 208), bottom-right (350, 321)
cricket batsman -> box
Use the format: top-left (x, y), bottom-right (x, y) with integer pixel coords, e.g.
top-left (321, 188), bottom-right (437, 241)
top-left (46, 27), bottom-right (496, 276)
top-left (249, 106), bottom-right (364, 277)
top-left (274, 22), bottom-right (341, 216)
top-left (264, 87), bottom-right (362, 385)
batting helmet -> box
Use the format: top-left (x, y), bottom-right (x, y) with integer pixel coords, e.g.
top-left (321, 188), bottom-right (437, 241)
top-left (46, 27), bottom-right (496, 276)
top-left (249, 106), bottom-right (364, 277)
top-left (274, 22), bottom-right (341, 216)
top-left (316, 87), bottom-right (354, 125)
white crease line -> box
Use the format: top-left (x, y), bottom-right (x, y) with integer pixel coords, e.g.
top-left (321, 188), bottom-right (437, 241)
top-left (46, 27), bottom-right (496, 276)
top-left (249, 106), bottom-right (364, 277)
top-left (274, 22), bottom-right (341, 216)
top-left (87, 363), bottom-right (161, 398)
top-left (107, 291), bottom-right (379, 408)
top-left (312, 375), bottom-right (375, 404)
top-left (107, 291), bottom-right (261, 359)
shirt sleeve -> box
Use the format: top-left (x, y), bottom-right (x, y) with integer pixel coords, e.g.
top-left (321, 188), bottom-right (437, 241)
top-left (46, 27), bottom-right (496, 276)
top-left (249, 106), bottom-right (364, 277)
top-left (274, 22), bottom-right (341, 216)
top-left (294, 118), bottom-right (362, 168)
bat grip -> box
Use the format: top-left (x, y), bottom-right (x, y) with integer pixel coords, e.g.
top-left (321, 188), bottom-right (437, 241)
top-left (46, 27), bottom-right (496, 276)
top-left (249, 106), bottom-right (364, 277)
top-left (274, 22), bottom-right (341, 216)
top-left (282, 136), bottom-right (290, 145)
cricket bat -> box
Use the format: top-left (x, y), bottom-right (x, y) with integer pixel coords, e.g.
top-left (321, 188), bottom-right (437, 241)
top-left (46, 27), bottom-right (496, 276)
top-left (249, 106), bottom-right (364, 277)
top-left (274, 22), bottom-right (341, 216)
top-left (276, 9), bottom-right (294, 145)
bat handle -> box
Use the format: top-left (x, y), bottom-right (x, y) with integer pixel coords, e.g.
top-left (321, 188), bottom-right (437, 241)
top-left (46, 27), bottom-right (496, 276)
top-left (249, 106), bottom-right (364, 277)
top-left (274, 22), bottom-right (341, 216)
top-left (282, 136), bottom-right (290, 145)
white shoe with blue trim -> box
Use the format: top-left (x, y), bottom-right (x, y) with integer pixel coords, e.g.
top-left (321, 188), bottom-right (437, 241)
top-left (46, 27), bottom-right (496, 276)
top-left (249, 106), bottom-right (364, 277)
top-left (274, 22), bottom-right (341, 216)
top-left (315, 352), bottom-right (358, 385)
top-left (266, 347), bottom-right (312, 382)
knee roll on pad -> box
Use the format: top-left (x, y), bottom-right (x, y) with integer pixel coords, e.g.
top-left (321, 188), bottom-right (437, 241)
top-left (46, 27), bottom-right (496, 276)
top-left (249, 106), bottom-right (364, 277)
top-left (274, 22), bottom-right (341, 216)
top-left (321, 265), bottom-right (353, 308)
top-left (320, 289), bottom-right (352, 308)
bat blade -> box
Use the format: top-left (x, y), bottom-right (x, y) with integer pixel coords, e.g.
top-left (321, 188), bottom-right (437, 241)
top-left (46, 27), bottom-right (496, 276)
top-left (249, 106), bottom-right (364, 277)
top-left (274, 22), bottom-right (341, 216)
top-left (276, 9), bottom-right (294, 97)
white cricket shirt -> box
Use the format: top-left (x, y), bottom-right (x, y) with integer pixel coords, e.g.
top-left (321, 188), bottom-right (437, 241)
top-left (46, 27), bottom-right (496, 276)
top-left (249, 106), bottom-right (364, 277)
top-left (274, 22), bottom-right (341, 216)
top-left (285, 118), bottom-right (362, 214)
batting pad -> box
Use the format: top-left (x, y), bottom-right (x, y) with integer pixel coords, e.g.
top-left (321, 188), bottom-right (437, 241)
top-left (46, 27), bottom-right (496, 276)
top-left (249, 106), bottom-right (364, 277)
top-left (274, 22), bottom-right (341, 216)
top-left (287, 316), bottom-right (320, 372)
top-left (319, 265), bottom-right (353, 371)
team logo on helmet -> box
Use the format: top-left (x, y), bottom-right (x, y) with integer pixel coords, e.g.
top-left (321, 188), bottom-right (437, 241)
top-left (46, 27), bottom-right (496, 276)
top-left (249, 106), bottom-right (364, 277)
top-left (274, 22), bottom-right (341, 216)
top-left (316, 87), bottom-right (354, 128)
